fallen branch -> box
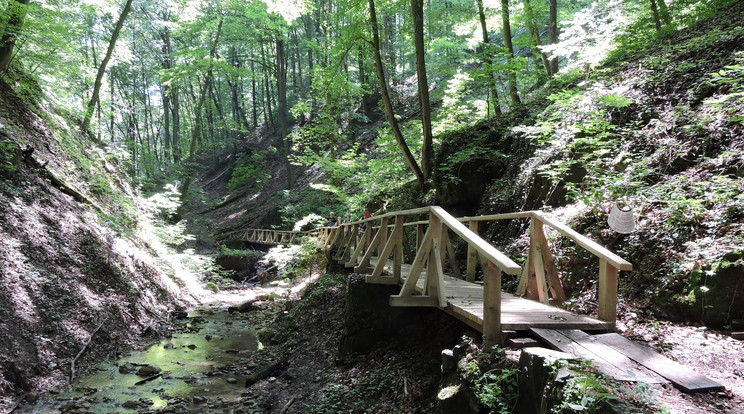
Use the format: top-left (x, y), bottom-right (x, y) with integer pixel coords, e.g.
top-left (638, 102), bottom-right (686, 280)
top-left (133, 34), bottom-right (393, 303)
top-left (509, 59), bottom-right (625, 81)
top-left (279, 397), bottom-right (296, 414)
top-left (134, 373), bottom-right (163, 386)
top-left (70, 320), bottom-right (105, 383)
top-left (7, 393), bottom-right (28, 413)
top-left (245, 359), bottom-right (288, 386)
top-left (22, 146), bottom-right (103, 211)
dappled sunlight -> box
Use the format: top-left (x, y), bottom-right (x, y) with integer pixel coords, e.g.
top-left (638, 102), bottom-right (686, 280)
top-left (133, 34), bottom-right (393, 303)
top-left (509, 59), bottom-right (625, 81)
top-left (292, 213), bottom-right (324, 231)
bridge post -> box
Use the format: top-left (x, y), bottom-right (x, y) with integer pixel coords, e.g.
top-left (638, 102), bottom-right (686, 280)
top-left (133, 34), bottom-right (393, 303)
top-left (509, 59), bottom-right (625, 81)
top-left (377, 217), bottom-right (389, 257)
top-left (598, 259), bottom-right (618, 327)
top-left (416, 223), bottom-right (425, 249)
top-left (483, 261), bottom-right (504, 348)
top-left (424, 213), bottom-right (447, 307)
top-left (466, 221), bottom-right (479, 282)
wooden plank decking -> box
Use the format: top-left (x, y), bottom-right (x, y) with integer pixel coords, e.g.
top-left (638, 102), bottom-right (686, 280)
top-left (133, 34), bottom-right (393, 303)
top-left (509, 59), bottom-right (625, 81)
top-left (368, 258), bottom-right (611, 332)
top-left (531, 329), bottom-right (724, 392)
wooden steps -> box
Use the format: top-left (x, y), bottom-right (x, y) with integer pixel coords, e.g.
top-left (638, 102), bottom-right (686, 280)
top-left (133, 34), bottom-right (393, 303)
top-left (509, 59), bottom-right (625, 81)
top-left (531, 329), bottom-right (725, 393)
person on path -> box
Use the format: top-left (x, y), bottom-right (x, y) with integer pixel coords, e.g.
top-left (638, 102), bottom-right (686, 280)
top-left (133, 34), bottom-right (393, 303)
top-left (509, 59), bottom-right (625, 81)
top-left (327, 212), bottom-right (336, 227)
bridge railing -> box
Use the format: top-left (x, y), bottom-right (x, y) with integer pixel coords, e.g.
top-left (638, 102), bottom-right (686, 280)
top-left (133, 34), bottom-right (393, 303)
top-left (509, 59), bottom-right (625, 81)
top-left (223, 207), bottom-right (631, 346)
top-left (327, 207), bottom-right (630, 345)
top-left (221, 228), bottom-right (314, 245)
top-left (325, 206), bottom-right (521, 346)
top-left (459, 211), bottom-right (632, 326)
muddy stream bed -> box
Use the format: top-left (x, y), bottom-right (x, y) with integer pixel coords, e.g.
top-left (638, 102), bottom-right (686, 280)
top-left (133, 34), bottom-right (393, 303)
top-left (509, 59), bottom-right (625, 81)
top-left (18, 306), bottom-right (263, 413)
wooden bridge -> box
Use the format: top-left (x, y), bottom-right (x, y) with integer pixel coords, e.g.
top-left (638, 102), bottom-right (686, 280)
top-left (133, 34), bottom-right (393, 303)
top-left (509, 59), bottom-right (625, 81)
top-left (223, 208), bottom-right (726, 392)
top-left (223, 207), bottom-right (632, 347)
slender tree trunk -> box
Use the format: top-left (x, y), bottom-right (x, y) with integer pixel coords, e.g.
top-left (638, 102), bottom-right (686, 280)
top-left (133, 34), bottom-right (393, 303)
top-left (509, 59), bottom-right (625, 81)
top-left (549, 0), bottom-right (558, 74)
top-left (171, 87), bottom-right (181, 163)
top-left (250, 56), bottom-right (258, 127)
top-left (649, 0), bottom-right (662, 31)
top-left (161, 27), bottom-right (179, 163)
top-left (500, 0), bottom-right (521, 106)
top-left (0, 0), bottom-right (30, 73)
top-left (109, 75), bottom-right (115, 141)
top-left (411, 0), bottom-right (433, 180)
top-left (304, 15), bottom-right (316, 112)
top-left (180, 18), bottom-right (223, 201)
top-left (261, 43), bottom-right (274, 127)
top-left (294, 32), bottom-right (305, 99)
top-left (368, 0), bottom-right (424, 185)
top-left (476, 0), bottom-right (502, 116)
top-left (83, 0), bottom-right (133, 131)
top-left (358, 48), bottom-right (368, 115)
top-left (523, 0), bottom-right (552, 77)
top-left (276, 37), bottom-right (294, 189)
top-left (162, 83), bottom-right (171, 163)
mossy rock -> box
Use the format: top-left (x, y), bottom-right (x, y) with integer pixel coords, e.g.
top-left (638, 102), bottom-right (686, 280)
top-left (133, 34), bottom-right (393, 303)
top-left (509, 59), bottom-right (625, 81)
top-left (673, 251), bottom-right (744, 327)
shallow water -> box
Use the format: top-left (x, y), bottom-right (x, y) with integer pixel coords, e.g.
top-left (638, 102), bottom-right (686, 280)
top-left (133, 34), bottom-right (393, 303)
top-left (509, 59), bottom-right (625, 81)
top-left (20, 307), bottom-right (261, 413)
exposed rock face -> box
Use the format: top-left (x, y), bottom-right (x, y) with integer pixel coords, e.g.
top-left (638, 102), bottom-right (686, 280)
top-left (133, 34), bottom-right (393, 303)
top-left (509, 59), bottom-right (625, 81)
top-left (337, 275), bottom-right (413, 358)
top-left (336, 274), bottom-right (463, 361)
top-left (215, 252), bottom-right (261, 276)
top-left (688, 251), bottom-right (744, 328)
top-left (518, 347), bottom-right (576, 414)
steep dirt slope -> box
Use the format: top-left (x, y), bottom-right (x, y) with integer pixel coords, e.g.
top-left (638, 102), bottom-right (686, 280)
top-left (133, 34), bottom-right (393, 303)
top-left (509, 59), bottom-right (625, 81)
top-left (0, 77), bottom-right (207, 408)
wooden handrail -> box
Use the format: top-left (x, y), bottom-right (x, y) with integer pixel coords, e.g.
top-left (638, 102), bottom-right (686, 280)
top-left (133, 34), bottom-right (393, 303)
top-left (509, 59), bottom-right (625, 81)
top-left (533, 212), bottom-right (632, 271)
top-left (429, 207), bottom-right (521, 275)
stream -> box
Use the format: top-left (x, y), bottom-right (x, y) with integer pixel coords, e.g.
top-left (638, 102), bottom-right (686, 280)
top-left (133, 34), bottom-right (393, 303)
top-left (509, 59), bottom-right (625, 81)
top-left (19, 306), bottom-right (262, 413)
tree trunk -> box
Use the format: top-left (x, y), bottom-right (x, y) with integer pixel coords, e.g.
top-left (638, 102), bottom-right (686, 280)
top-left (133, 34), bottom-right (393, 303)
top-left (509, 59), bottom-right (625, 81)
top-left (549, 0), bottom-right (558, 74)
top-left (358, 48), bottom-right (368, 115)
top-left (500, 0), bottom-right (521, 107)
top-left (368, 0), bottom-right (425, 185)
top-left (0, 0), bottom-right (31, 73)
top-left (649, 0), bottom-right (662, 31)
top-left (172, 87), bottom-right (181, 163)
top-left (476, 0), bottom-right (502, 116)
top-left (161, 27), bottom-right (180, 163)
top-left (162, 82), bottom-right (171, 163)
top-left (523, 0), bottom-right (552, 77)
top-left (304, 15), bottom-right (316, 113)
top-left (83, 0), bottom-right (134, 131)
top-left (411, 0), bottom-right (433, 180)
top-left (180, 18), bottom-right (223, 201)
top-left (251, 56), bottom-right (258, 128)
top-left (276, 36), bottom-right (294, 189)
top-left (261, 43), bottom-right (274, 127)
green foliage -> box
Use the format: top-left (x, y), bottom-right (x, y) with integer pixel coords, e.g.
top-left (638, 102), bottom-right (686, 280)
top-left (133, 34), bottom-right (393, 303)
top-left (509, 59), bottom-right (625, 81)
top-left (310, 357), bottom-right (404, 414)
top-left (282, 238), bottom-right (327, 278)
top-left (465, 347), bottom-right (519, 414)
top-left (205, 281), bottom-right (219, 292)
top-left (0, 138), bottom-right (19, 177)
top-left (597, 93), bottom-right (634, 108)
top-left (217, 245), bottom-right (263, 259)
top-left (707, 51), bottom-right (744, 122)
top-left (228, 147), bottom-right (276, 194)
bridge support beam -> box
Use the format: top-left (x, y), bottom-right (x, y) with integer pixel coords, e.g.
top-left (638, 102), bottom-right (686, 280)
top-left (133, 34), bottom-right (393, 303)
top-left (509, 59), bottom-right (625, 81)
top-left (367, 215), bottom-right (404, 284)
